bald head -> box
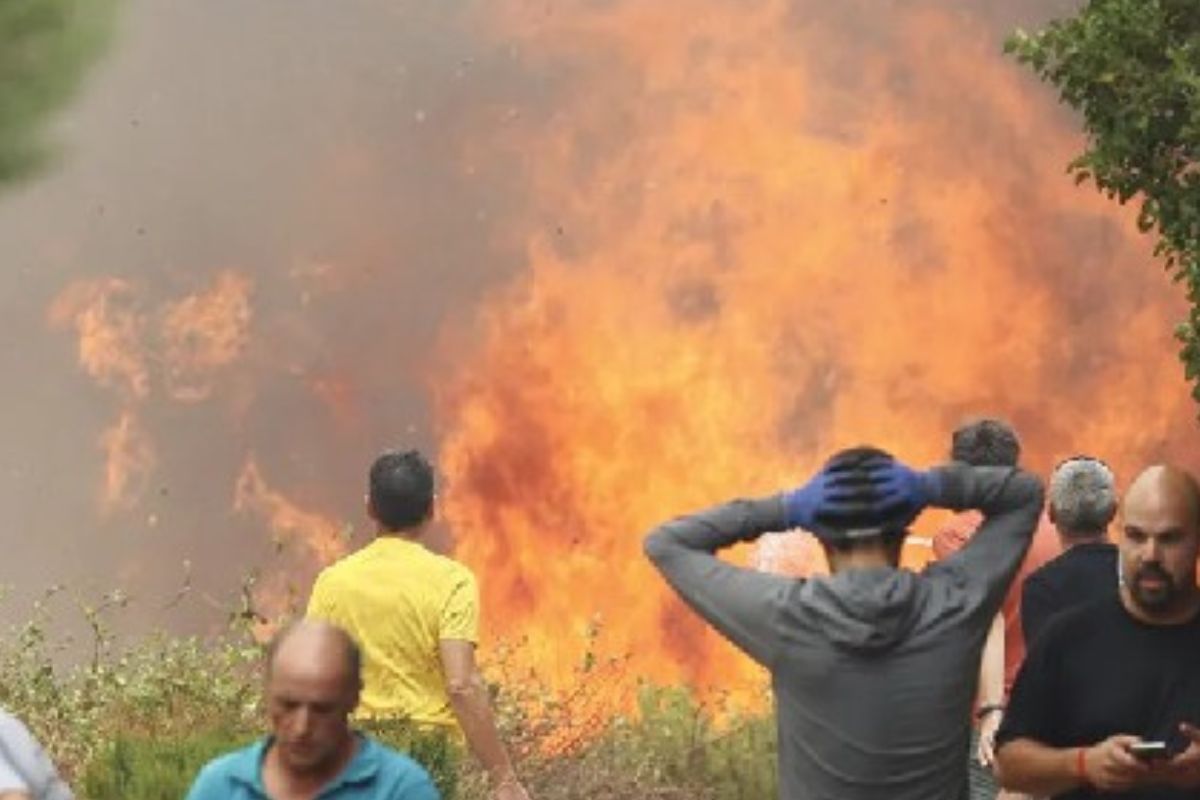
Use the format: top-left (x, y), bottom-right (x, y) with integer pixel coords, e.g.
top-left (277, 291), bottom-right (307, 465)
top-left (265, 620), bottom-right (362, 775)
top-left (1119, 465), bottom-right (1200, 621)
top-left (1125, 465), bottom-right (1200, 528)
top-left (267, 620), bottom-right (362, 692)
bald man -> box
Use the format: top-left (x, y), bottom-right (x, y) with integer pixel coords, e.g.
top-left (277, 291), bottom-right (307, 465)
top-left (186, 620), bottom-right (440, 800)
top-left (995, 465), bottom-right (1200, 799)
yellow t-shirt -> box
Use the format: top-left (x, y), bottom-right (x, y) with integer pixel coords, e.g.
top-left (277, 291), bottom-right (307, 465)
top-left (307, 536), bottom-right (479, 728)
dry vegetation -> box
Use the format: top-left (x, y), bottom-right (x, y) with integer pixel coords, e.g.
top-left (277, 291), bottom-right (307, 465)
top-left (0, 585), bottom-right (777, 799)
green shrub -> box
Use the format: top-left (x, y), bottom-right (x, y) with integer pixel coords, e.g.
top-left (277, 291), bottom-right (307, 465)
top-left (0, 589), bottom-right (778, 800)
top-left (81, 724), bottom-right (461, 800)
top-left (82, 730), bottom-right (254, 800)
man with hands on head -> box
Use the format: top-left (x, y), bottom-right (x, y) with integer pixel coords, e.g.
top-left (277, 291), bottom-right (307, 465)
top-left (645, 445), bottom-right (1044, 800)
top-left (994, 465), bottom-right (1200, 799)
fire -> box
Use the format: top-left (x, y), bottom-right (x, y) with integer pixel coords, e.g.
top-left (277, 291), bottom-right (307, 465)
top-left (49, 278), bottom-right (149, 402)
top-left (233, 456), bottom-right (349, 567)
top-left (49, 271), bottom-right (254, 521)
top-left (435, 0), bottom-right (1198, 700)
top-left (160, 271), bottom-right (253, 402)
top-left (98, 410), bottom-right (156, 512)
top-left (232, 456), bottom-right (351, 633)
top-left (39, 0), bottom-right (1200, 727)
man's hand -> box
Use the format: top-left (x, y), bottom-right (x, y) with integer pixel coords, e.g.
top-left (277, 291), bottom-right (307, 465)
top-left (1156, 722), bottom-right (1200, 789)
top-left (1081, 735), bottom-right (1152, 792)
top-left (977, 711), bottom-right (1002, 769)
top-left (783, 448), bottom-right (933, 532)
top-left (493, 777), bottom-right (532, 800)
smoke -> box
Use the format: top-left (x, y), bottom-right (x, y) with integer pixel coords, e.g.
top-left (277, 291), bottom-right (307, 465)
top-left (1, 0), bottom-right (536, 629)
top-left (0, 0), bottom-right (1194, 690)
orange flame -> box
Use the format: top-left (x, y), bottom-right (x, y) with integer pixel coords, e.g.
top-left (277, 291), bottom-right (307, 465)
top-left (233, 456), bottom-right (349, 568)
top-left (49, 278), bottom-right (149, 402)
top-left (49, 271), bottom-right (254, 512)
top-left (98, 410), bottom-right (156, 512)
top-left (160, 271), bottom-right (253, 402)
top-left (435, 0), bottom-right (1199, 700)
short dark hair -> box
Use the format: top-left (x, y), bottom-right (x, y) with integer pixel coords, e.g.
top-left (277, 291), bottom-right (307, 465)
top-left (369, 450), bottom-right (435, 531)
top-left (950, 418), bottom-right (1020, 467)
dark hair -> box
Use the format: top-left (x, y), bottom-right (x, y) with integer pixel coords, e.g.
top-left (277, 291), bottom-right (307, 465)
top-left (812, 446), bottom-right (911, 562)
top-left (369, 450), bottom-right (435, 531)
top-left (821, 529), bottom-right (907, 566)
top-left (950, 418), bottom-right (1020, 467)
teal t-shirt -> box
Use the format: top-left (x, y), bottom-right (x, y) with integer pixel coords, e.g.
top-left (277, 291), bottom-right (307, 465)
top-left (185, 735), bottom-right (439, 800)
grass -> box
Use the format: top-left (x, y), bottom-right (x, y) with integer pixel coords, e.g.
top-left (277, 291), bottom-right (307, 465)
top-left (0, 586), bottom-right (777, 799)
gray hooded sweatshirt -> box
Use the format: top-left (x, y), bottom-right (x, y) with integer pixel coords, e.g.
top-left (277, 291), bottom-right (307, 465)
top-left (644, 464), bottom-right (1044, 800)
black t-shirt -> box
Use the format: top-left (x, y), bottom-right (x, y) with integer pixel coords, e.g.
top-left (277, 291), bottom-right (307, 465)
top-left (1021, 542), bottom-right (1119, 645)
top-left (997, 595), bottom-right (1200, 800)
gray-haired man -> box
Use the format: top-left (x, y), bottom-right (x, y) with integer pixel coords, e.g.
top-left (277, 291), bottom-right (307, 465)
top-left (1020, 456), bottom-right (1118, 646)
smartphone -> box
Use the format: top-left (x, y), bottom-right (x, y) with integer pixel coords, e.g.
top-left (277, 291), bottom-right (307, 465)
top-left (1129, 741), bottom-right (1170, 761)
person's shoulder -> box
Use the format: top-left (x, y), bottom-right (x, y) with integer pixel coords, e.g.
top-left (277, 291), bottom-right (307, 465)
top-left (1038, 542), bottom-right (1116, 584)
top-left (1035, 592), bottom-right (1114, 642)
top-left (314, 547), bottom-right (361, 581)
top-left (186, 741), bottom-right (262, 796)
top-left (417, 548), bottom-right (477, 586)
top-left (1022, 553), bottom-right (1061, 589)
top-left (363, 738), bottom-right (440, 795)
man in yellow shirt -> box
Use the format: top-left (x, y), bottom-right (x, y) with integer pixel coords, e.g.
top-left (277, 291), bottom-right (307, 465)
top-left (308, 450), bottom-right (530, 800)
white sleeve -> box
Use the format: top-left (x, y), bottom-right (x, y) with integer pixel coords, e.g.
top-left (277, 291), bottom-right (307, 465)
top-left (0, 753), bottom-right (29, 792)
top-left (0, 712), bottom-right (72, 800)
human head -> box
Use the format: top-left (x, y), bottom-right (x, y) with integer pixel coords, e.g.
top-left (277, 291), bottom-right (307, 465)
top-left (950, 418), bottom-right (1020, 467)
top-left (812, 446), bottom-right (910, 570)
top-left (1048, 456), bottom-right (1117, 539)
top-left (1119, 465), bottom-right (1200, 620)
top-left (265, 620), bottom-right (362, 775)
top-left (368, 449), bottom-right (435, 532)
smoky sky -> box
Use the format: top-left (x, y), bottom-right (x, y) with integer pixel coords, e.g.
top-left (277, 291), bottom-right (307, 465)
top-left (0, 0), bottom-right (1174, 640)
top-left (0, 0), bottom-right (542, 631)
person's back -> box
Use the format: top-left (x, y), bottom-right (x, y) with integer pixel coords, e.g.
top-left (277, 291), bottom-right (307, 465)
top-left (308, 450), bottom-right (530, 800)
top-left (769, 566), bottom-right (1003, 798)
top-left (1020, 457), bottom-right (1119, 646)
top-left (933, 510), bottom-right (1060, 693)
top-left (310, 538), bottom-right (477, 724)
top-left (645, 448), bottom-right (1044, 799)
top-left (1021, 544), bottom-right (1117, 645)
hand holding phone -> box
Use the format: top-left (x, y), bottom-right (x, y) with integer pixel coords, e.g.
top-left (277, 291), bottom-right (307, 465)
top-left (1129, 741), bottom-right (1170, 761)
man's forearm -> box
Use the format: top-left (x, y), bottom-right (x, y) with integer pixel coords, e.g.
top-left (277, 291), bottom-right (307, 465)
top-left (644, 496), bottom-right (788, 559)
top-left (449, 671), bottom-right (518, 785)
top-left (977, 613), bottom-right (1005, 707)
top-left (927, 465), bottom-right (1042, 517)
top-left (996, 738), bottom-right (1083, 796)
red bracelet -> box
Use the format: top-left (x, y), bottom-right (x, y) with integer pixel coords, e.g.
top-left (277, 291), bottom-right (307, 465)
top-left (1075, 747), bottom-right (1089, 784)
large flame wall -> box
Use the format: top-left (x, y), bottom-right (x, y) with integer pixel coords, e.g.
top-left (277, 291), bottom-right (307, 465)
top-left (436, 0), bottom-right (1198, 691)
top-left (6, 0), bottom-right (1196, 693)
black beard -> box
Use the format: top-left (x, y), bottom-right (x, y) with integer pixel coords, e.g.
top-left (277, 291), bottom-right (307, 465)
top-left (1129, 565), bottom-right (1179, 612)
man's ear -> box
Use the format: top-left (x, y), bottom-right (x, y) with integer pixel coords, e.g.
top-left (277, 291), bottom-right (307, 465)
top-left (1047, 504), bottom-right (1058, 526)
